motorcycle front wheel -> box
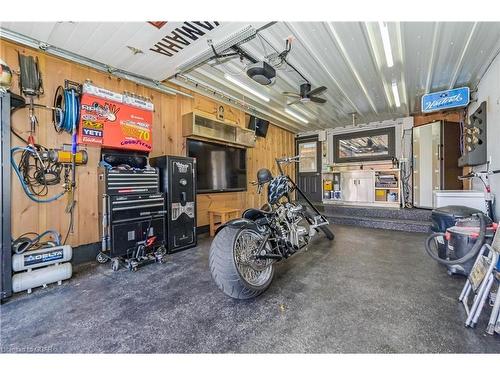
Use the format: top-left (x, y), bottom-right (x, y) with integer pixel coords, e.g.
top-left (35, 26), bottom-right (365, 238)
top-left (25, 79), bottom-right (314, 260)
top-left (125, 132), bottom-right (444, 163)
top-left (209, 227), bottom-right (274, 299)
top-left (302, 207), bottom-right (335, 241)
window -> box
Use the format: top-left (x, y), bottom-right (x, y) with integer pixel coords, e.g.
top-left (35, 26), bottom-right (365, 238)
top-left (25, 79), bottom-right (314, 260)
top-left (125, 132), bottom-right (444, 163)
top-left (298, 141), bottom-right (317, 172)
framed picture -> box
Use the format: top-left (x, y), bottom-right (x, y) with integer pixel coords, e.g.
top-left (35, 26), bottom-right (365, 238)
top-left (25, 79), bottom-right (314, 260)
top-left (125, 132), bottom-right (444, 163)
top-left (333, 127), bottom-right (395, 163)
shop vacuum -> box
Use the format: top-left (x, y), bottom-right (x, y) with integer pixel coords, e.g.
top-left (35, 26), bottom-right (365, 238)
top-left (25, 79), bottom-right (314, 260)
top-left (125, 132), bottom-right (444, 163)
top-left (425, 166), bottom-right (500, 276)
top-left (426, 210), bottom-right (497, 276)
top-left (425, 212), bottom-right (497, 276)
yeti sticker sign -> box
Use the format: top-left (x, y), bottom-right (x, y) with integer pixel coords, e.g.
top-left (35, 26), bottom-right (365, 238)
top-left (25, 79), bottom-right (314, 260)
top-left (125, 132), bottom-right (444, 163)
top-left (421, 87), bottom-right (470, 113)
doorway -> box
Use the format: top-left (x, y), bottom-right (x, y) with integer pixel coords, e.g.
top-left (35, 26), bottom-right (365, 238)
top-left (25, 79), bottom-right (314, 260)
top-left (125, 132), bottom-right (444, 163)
top-left (296, 136), bottom-right (322, 203)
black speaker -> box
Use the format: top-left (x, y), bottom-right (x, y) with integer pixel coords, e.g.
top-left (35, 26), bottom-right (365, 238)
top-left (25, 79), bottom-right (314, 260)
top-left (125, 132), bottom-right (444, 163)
top-left (247, 115), bottom-right (269, 138)
top-left (150, 156), bottom-right (197, 253)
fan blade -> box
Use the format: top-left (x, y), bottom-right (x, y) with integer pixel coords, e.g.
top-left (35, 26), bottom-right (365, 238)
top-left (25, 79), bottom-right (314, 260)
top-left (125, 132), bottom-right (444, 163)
top-left (287, 99), bottom-right (301, 106)
top-left (282, 92), bottom-right (301, 98)
top-left (310, 96), bottom-right (327, 104)
top-left (306, 86), bottom-right (327, 96)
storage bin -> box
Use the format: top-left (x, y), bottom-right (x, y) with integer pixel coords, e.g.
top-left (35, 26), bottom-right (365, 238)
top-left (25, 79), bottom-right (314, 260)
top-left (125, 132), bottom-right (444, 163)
top-left (375, 189), bottom-right (386, 202)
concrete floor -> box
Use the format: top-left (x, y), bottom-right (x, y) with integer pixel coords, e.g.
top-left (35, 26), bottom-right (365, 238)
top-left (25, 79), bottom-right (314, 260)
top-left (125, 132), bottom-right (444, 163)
top-left (1, 225), bottom-right (499, 353)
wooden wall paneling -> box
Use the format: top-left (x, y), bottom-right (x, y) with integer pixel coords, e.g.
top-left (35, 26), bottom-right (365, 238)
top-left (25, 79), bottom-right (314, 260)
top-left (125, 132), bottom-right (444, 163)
top-left (8, 44), bottom-right (52, 242)
top-left (2, 39), bottom-right (296, 247)
top-left (192, 95), bottom-right (242, 126)
top-left (150, 93), bottom-right (165, 158)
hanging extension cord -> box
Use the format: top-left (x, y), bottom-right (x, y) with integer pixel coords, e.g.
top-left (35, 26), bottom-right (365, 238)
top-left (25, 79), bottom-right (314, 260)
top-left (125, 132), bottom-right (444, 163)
top-left (11, 145), bottom-right (67, 203)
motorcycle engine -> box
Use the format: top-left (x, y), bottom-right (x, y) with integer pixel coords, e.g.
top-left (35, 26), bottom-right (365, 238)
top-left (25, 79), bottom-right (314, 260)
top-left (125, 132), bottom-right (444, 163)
top-left (276, 203), bottom-right (309, 250)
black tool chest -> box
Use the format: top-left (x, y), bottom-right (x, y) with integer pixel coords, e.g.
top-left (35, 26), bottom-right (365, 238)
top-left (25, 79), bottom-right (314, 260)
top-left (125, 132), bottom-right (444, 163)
top-left (98, 167), bottom-right (166, 258)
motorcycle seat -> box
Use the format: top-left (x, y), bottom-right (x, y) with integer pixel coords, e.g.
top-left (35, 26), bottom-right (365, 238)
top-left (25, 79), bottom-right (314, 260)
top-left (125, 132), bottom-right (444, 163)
top-left (242, 207), bottom-right (273, 221)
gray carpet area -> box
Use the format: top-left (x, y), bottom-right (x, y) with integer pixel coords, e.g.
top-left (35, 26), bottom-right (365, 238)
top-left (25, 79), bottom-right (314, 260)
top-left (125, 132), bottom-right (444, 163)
top-left (1, 225), bottom-right (499, 353)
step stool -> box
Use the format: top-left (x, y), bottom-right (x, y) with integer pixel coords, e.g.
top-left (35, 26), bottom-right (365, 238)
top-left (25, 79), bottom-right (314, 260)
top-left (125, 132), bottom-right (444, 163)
top-left (458, 225), bottom-right (500, 333)
top-left (208, 208), bottom-right (241, 237)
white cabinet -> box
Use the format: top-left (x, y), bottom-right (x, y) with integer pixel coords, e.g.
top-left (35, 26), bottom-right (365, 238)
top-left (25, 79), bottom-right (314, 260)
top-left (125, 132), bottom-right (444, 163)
top-left (340, 171), bottom-right (375, 203)
top-left (322, 166), bottom-right (401, 208)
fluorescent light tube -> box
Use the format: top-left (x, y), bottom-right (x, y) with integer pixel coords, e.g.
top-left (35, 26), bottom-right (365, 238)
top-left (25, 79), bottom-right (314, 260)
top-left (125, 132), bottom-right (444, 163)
top-left (392, 81), bottom-right (401, 107)
top-left (378, 21), bottom-right (394, 68)
top-left (285, 108), bottom-right (309, 124)
top-left (224, 74), bottom-right (270, 102)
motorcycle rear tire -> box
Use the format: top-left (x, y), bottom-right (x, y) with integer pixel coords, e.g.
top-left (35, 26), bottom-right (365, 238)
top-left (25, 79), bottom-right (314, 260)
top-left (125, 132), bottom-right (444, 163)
top-left (209, 227), bottom-right (274, 299)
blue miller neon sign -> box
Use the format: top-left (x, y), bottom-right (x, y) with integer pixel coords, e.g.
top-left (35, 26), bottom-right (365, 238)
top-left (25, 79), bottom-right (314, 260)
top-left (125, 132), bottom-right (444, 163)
top-left (421, 87), bottom-right (470, 113)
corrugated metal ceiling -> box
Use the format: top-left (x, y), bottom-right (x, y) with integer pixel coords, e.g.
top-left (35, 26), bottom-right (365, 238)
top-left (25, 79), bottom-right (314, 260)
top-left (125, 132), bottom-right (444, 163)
top-left (2, 21), bottom-right (500, 132)
top-left (183, 22), bottom-right (500, 132)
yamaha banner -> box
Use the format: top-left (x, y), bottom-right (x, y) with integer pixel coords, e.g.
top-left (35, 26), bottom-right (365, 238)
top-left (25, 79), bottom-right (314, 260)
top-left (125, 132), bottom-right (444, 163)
top-left (421, 87), bottom-right (470, 113)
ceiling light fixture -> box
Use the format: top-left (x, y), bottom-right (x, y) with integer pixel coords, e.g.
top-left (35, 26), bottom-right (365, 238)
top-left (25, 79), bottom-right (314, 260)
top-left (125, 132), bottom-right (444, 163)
top-left (177, 25), bottom-right (257, 73)
top-left (224, 74), bottom-right (270, 102)
top-left (285, 108), bottom-right (309, 124)
top-left (378, 21), bottom-right (394, 68)
top-left (392, 81), bottom-right (401, 107)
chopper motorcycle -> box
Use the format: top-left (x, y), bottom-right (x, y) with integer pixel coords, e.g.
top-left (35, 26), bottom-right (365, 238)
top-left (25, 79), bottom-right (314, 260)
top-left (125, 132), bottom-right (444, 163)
top-left (209, 156), bottom-right (334, 299)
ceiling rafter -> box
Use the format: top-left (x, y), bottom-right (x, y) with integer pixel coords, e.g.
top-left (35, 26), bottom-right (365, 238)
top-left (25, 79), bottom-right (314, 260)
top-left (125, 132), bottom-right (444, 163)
top-left (8, 21), bottom-right (500, 131)
top-left (325, 22), bottom-right (379, 114)
top-left (425, 22), bottom-right (440, 95)
top-left (174, 72), bottom-right (307, 133)
top-left (217, 34), bottom-right (345, 128)
top-left (193, 67), bottom-right (316, 132)
top-left (361, 22), bottom-right (395, 111)
top-left (448, 22), bottom-right (477, 89)
top-left (395, 22), bottom-right (409, 113)
top-left (283, 22), bottom-right (365, 119)
top-left (245, 31), bottom-right (348, 124)
top-left (473, 31), bottom-right (500, 90)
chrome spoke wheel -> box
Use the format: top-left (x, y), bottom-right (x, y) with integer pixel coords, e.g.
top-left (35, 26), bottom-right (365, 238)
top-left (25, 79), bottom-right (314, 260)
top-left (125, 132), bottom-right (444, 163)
top-left (233, 229), bottom-right (273, 287)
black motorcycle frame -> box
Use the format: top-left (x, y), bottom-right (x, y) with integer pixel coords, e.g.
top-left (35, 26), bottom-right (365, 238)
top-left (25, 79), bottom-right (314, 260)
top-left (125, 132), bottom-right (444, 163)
top-left (215, 156), bottom-right (331, 261)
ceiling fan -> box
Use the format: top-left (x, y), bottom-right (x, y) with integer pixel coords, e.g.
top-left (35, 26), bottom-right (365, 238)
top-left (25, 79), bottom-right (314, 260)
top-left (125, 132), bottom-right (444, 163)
top-left (283, 83), bottom-right (327, 105)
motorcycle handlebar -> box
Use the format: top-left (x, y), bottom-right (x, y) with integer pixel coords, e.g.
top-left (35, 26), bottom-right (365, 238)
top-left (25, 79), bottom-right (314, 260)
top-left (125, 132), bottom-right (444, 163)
top-left (459, 168), bottom-right (500, 180)
top-left (458, 173), bottom-right (475, 180)
top-left (276, 155), bottom-right (300, 164)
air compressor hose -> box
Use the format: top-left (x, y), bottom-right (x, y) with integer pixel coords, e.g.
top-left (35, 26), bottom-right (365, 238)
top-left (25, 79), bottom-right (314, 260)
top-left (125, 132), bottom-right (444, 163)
top-left (424, 213), bottom-right (487, 265)
top-left (53, 86), bottom-right (79, 133)
top-left (11, 146), bottom-right (66, 203)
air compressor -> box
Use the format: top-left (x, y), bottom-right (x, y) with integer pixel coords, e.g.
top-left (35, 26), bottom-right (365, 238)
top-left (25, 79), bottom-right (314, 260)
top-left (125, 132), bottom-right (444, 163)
top-left (11, 231), bottom-right (73, 294)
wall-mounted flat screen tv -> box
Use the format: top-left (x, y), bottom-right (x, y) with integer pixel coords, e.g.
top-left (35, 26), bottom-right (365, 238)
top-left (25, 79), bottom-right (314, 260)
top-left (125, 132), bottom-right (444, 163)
top-left (187, 139), bottom-right (247, 193)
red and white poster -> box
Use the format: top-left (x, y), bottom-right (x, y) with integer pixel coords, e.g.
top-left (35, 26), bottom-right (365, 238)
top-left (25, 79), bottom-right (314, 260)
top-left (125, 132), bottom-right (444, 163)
top-left (78, 83), bottom-right (154, 152)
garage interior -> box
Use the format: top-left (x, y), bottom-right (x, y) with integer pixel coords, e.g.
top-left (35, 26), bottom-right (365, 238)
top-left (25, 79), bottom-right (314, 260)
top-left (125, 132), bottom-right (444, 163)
top-left (1, 20), bottom-right (500, 354)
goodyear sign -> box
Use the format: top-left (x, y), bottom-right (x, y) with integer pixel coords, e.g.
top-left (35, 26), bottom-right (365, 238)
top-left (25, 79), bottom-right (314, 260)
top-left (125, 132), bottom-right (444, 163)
top-left (421, 87), bottom-right (470, 113)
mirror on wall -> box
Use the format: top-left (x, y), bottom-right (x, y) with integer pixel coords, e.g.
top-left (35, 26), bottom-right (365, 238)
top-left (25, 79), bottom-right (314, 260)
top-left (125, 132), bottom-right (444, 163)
top-left (333, 127), bottom-right (396, 163)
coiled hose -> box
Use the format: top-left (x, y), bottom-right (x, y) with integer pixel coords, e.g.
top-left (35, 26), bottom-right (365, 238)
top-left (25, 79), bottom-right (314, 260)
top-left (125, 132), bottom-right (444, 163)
top-left (53, 86), bottom-right (79, 133)
top-left (11, 146), bottom-right (66, 203)
top-left (424, 213), bottom-right (487, 265)
top-left (12, 230), bottom-right (62, 254)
